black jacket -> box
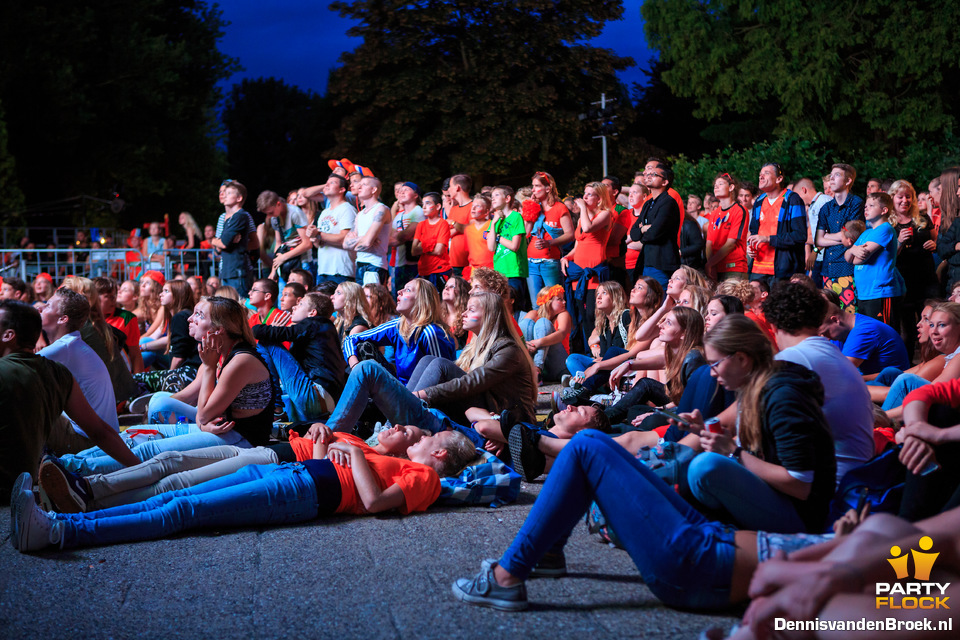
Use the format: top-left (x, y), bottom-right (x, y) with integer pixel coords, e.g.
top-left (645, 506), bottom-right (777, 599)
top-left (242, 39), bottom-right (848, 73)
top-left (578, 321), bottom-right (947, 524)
top-left (253, 317), bottom-right (347, 400)
top-left (758, 362), bottom-right (836, 533)
top-left (631, 191), bottom-right (681, 272)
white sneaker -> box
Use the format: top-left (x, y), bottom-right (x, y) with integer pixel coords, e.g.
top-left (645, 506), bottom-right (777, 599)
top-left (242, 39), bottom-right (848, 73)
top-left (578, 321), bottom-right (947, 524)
top-left (10, 472), bottom-right (33, 550)
top-left (15, 489), bottom-right (60, 553)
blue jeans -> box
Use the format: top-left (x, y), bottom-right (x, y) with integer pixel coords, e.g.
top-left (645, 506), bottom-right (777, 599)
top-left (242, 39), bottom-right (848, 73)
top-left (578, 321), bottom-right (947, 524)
top-left (328, 360), bottom-right (444, 435)
top-left (498, 431), bottom-right (736, 610)
top-left (60, 421), bottom-right (249, 475)
top-left (687, 452), bottom-right (806, 533)
top-left (257, 343), bottom-right (327, 420)
top-left (425, 271), bottom-right (451, 292)
top-left (565, 347), bottom-right (627, 391)
top-left (139, 335), bottom-right (170, 370)
top-left (519, 317), bottom-right (568, 380)
top-left (220, 268), bottom-right (251, 297)
top-left (147, 392), bottom-right (198, 424)
top-left (356, 262), bottom-right (388, 286)
top-left (881, 372), bottom-right (930, 411)
top-left (867, 366), bottom-right (905, 387)
top-left (526, 259), bottom-right (562, 307)
top-left (316, 274), bottom-right (355, 286)
top-left (642, 265), bottom-right (670, 291)
top-left (56, 463), bottom-right (329, 549)
top-left (392, 264), bottom-right (420, 297)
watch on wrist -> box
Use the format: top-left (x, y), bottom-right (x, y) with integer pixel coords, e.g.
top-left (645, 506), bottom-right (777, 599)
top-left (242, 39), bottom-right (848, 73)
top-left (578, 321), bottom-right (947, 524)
top-left (729, 446), bottom-right (743, 462)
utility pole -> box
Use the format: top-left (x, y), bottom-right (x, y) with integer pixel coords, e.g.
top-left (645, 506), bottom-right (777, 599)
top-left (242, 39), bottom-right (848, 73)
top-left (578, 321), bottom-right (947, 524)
top-left (583, 93), bottom-right (617, 176)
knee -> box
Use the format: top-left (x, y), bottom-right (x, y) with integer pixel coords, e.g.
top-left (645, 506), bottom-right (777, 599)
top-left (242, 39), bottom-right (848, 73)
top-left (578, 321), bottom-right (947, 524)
top-left (534, 317), bottom-right (553, 337)
top-left (353, 359), bottom-right (385, 380)
top-left (687, 452), bottom-right (728, 491)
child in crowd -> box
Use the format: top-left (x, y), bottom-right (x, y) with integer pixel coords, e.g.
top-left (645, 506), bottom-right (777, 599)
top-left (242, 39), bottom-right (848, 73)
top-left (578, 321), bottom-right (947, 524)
top-left (519, 285), bottom-right (572, 384)
top-left (488, 186), bottom-right (529, 307)
top-left (411, 192), bottom-right (452, 290)
top-left (846, 192), bottom-right (905, 327)
top-left (247, 278), bottom-right (288, 327)
top-left (279, 282), bottom-right (306, 313)
top-left (253, 292), bottom-right (347, 420)
top-left (464, 194), bottom-right (494, 280)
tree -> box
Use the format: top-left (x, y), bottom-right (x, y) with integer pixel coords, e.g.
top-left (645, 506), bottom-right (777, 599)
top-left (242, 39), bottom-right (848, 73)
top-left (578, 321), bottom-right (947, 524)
top-left (641, 0), bottom-right (960, 153)
top-left (0, 0), bottom-right (237, 227)
top-left (0, 100), bottom-right (26, 230)
top-left (223, 78), bottom-right (338, 200)
top-left (326, 0), bottom-right (633, 188)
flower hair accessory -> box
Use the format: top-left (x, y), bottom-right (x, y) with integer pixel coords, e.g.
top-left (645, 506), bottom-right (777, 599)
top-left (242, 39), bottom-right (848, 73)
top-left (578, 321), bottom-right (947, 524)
top-left (537, 284), bottom-right (564, 307)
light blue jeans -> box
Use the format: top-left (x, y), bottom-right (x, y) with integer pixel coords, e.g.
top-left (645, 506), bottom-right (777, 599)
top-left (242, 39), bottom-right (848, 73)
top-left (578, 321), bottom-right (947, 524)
top-left (687, 452), bottom-right (806, 533)
top-left (55, 463), bottom-right (326, 549)
top-left (526, 259), bottom-right (562, 307)
top-left (60, 421), bottom-right (249, 475)
top-left (519, 317), bottom-right (568, 381)
top-left (147, 392), bottom-right (197, 424)
top-left (881, 372), bottom-right (929, 411)
top-left (499, 431), bottom-right (736, 610)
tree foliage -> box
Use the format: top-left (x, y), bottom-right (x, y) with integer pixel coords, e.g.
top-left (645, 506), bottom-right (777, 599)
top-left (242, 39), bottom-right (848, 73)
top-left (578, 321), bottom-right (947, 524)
top-left (0, 0), bottom-right (237, 224)
top-left (326, 0), bottom-right (633, 187)
top-left (223, 78), bottom-right (338, 200)
top-left (642, 0), bottom-right (960, 152)
top-left (0, 100), bottom-right (26, 229)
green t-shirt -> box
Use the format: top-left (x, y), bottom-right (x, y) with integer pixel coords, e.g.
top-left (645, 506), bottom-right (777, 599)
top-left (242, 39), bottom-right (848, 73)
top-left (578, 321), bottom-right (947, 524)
top-left (492, 210), bottom-right (529, 278)
top-left (0, 352), bottom-right (74, 495)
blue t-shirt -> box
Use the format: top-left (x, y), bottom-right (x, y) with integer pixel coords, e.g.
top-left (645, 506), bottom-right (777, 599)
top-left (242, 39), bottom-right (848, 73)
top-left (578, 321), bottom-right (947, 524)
top-left (838, 314), bottom-right (911, 374)
top-left (853, 222), bottom-right (906, 300)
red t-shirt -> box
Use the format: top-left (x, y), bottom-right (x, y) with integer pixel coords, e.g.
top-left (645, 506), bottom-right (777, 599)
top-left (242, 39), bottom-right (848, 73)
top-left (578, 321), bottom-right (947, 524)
top-left (753, 195), bottom-right (781, 275)
top-left (572, 218), bottom-right (612, 290)
top-left (413, 217), bottom-right (451, 276)
top-left (668, 188), bottom-right (685, 246)
top-left (705, 203), bottom-right (748, 273)
top-left (287, 432), bottom-right (441, 515)
top-left (525, 202), bottom-right (568, 261)
top-left (448, 202), bottom-right (473, 268)
top-left (105, 308), bottom-right (141, 352)
top-left (605, 205), bottom-right (630, 260)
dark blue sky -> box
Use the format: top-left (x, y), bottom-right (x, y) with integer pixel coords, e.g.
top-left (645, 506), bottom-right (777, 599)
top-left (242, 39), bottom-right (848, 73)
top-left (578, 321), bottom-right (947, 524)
top-left (217, 1), bottom-right (653, 96)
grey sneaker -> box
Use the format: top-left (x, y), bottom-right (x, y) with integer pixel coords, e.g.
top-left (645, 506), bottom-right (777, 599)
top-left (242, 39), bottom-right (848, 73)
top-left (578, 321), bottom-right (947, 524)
top-left (10, 472), bottom-right (33, 550)
top-left (560, 374), bottom-right (573, 388)
top-left (14, 488), bottom-right (60, 553)
top-left (452, 559), bottom-right (528, 611)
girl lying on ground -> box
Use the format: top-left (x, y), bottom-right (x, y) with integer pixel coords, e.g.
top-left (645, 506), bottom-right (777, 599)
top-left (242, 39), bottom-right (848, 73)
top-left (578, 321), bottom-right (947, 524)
top-left (13, 428), bottom-right (475, 552)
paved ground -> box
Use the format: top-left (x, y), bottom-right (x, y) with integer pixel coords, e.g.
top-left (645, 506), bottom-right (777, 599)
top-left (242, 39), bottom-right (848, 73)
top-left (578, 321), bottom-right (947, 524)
top-left (0, 386), bottom-right (741, 639)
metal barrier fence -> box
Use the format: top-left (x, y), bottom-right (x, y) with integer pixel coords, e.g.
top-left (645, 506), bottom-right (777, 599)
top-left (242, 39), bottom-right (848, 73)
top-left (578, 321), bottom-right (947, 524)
top-left (0, 248), bottom-right (223, 283)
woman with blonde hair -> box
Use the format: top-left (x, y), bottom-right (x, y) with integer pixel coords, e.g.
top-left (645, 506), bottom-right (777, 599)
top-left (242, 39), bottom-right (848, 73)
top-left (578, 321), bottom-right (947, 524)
top-left (55, 297), bottom-right (274, 475)
top-left (342, 278), bottom-right (455, 385)
top-left (519, 284), bottom-right (572, 383)
top-left (524, 171), bottom-right (574, 307)
top-left (331, 281), bottom-right (372, 340)
top-left (561, 181), bottom-right (614, 351)
top-left (890, 179), bottom-right (938, 356)
top-left (135, 272), bottom-right (163, 334)
top-left (599, 306), bottom-right (707, 423)
top-left (676, 284), bottom-right (711, 318)
top-left (178, 212), bottom-right (202, 250)
top-left (682, 314), bottom-right (836, 533)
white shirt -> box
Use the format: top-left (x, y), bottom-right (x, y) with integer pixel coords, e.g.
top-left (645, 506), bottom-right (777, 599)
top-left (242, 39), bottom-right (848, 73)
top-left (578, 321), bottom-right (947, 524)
top-left (315, 201), bottom-right (357, 277)
top-left (39, 331), bottom-right (119, 435)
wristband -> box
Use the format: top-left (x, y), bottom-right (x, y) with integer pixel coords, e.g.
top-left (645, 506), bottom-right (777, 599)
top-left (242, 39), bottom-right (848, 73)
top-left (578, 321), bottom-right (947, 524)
top-left (729, 446), bottom-right (743, 462)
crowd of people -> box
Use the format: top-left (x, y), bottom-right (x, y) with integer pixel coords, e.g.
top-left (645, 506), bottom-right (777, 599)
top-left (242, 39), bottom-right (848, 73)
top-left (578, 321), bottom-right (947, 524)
top-left (4, 157), bottom-right (960, 637)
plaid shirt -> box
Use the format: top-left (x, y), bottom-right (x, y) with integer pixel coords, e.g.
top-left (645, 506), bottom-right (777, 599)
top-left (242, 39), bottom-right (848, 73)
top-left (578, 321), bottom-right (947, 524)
top-left (438, 449), bottom-right (521, 507)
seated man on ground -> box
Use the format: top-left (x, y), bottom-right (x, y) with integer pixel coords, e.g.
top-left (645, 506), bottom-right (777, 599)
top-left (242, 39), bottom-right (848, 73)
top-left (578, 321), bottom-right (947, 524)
top-left (818, 289), bottom-right (910, 375)
top-left (37, 288), bottom-right (120, 454)
top-left (0, 300), bottom-right (138, 501)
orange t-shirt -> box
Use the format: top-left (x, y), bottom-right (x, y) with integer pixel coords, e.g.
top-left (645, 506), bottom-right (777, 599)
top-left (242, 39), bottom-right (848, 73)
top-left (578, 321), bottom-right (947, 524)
top-left (464, 220), bottom-right (494, 269)
top-left (448, 202), bottom-right (473, 268)
top-left (287, 432), bottom-right (441, 515)
top-left (753, 195), bottom-right (780, 275)
top-left (572, 217), bottom-right (612, 289)
top-left (526, 202), bottom-right (569, 260)
top-left (668, 188), bottom-right (685, 246)
top-left (605, 205), bottom-right (630, 260)
top-left (413, 217), bottom-right (451, 276)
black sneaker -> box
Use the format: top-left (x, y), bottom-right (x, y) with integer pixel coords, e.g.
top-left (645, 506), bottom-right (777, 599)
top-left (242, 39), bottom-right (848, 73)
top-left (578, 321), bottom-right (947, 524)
top-left (497, 407), bottom-right (523, 441)
top-left (38, 454), bottom-right (92, 513)
top-left (529, 550), bottom-right (568, 578)
top-left (508, 424), bottom-right (545, 481)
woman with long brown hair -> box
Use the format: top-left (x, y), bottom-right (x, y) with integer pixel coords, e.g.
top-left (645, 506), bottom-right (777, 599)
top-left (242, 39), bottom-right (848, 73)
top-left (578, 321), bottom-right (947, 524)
top-left (524, 171), bottom-right (574, 307)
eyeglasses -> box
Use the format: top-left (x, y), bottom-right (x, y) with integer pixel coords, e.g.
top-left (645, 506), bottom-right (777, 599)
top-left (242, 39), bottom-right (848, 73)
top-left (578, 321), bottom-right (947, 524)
top-left (643, 171), bottom-right (665, 178)
top-left (249, 288), bottom-right (268, 294)
top-left (709, 353), bottom-right (734, 371)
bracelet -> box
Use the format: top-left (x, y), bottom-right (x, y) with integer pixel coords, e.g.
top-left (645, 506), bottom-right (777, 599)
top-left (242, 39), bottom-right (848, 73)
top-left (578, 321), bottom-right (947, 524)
top-left (729, 446), bottom-right (743, 462)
